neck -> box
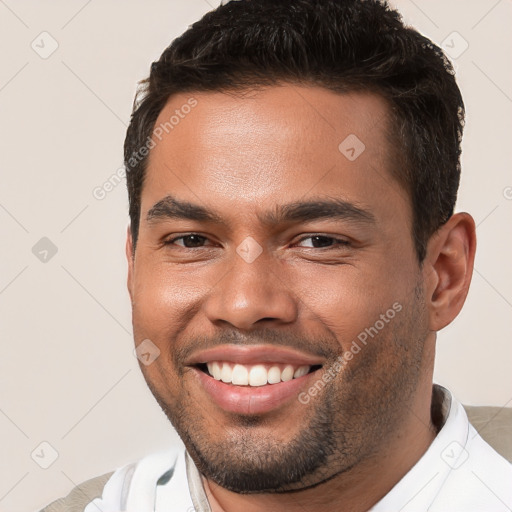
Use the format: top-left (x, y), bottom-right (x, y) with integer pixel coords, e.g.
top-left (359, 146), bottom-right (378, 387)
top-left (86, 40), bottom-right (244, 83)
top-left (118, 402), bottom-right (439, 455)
top-left (202, 381), bottom-right (438, 512)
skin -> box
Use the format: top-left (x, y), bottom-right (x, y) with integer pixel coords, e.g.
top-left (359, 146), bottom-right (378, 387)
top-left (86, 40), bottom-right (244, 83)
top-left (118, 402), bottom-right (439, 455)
top-left (126, 84), bottom-right (476, 512)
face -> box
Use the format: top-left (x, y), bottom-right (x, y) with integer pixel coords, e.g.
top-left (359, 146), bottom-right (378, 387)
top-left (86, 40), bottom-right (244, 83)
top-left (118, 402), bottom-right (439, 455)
top-left (127, 85), bottom-right (432, 493)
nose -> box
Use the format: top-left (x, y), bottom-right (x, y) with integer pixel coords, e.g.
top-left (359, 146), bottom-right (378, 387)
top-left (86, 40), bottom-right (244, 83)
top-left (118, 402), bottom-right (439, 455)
top-left (202, 246), bottom-right (298, 331)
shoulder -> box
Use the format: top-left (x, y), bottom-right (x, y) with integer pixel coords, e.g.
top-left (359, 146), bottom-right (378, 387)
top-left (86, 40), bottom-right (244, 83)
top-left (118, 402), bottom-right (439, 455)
top-left (38, 472), bottom-right (114, 512)
top-left (463, 404), bottom-right (512, 463)
top-left (38, 446), bottom-right (184, 512)
top-left (431, 402), bottom-right (512, 511)
top-left (432, 426), bottom-right (512, 511)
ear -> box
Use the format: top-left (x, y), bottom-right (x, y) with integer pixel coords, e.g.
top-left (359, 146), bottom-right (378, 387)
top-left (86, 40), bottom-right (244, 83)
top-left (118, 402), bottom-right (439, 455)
top-left (423, 213), bottom-right (477, 331)
top-left (126, 225), bottom-right (135, 304)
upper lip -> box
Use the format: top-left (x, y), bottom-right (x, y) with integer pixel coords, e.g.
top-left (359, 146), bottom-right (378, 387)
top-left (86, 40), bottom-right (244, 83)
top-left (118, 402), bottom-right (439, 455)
top-left (186, 344), bottom-right (326, 366)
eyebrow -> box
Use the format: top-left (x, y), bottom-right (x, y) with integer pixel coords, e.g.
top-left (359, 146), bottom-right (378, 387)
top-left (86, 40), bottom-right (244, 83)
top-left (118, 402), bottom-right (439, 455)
top-left (145, 194), bottom-right (375, 227)
top-left (146, 195), bottom-right (224, 224)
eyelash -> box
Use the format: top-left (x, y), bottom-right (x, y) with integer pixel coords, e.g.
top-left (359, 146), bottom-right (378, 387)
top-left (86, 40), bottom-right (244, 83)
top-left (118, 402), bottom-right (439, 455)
top-left (295, 235), bottom-right (351, 249)
top-left (163, 233), bottom-right (351, 249)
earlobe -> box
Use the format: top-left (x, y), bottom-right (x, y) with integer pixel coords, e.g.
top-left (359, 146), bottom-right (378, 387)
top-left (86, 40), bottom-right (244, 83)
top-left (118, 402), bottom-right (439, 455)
top-left (425, 213), bottom-right (476, 331)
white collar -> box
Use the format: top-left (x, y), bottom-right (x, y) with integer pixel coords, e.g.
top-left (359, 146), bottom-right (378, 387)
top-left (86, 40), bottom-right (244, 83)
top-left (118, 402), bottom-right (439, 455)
top-left (156, 384), bottom-right (460, 511)
top-left (369, 383), bottom-right (468, 510)
top-left (97, 384), bottom-right (510, 511)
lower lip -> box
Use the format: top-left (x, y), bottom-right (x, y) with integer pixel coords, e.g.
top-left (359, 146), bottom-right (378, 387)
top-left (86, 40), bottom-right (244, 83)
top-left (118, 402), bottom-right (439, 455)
top-left (192, 368), bottom-right (317, 415)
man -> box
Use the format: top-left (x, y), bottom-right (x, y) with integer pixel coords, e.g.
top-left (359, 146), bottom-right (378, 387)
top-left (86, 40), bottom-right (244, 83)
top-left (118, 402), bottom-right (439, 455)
top-left (41, 0), bottom-right (512, 510)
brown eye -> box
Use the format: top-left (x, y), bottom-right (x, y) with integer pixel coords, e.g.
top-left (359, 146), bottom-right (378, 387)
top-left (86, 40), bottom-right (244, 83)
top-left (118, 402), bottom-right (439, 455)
top-left (296, 235), bottom-right (350, 248)
top-left (166, 234), bottom-right (209, 248)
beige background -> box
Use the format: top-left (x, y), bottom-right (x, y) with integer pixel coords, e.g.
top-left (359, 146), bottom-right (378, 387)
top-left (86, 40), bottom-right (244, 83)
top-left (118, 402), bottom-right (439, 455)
top-left (0, 1), bottom-right (510, 510)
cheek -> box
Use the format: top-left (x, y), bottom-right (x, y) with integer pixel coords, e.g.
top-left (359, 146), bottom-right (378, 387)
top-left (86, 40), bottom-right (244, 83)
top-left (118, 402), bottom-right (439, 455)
top-left (289, 264), bottom-right (402, 349)
top-left (131, 264), bottom-right (204, 343)
top-left (134, 261), bottom-right (203, 304)
top-left (131, 269), bottom-right (198, 392)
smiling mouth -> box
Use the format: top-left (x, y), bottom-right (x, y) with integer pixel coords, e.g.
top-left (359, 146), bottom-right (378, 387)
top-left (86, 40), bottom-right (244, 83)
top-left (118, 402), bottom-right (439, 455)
top-left (196, 361), bottom-right (323, 387)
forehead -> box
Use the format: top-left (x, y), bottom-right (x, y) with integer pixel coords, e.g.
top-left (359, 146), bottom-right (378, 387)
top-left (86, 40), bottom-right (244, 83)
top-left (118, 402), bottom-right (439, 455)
top-left (142, 85), bottom-right (407, 226)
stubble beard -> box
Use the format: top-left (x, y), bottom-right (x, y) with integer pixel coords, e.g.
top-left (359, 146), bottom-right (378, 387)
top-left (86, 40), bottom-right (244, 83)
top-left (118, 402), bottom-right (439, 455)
top-left (140, 288), bottom-right (429, 494)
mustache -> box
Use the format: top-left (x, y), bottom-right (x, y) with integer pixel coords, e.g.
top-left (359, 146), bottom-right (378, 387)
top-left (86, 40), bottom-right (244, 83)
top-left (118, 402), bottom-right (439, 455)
top-left (174, 327), bottom-right (340, 367)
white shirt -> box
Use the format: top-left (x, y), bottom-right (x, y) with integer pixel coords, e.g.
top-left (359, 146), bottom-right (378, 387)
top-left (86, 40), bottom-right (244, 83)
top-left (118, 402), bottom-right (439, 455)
top-left (83, 385), bottom-right (512, 512)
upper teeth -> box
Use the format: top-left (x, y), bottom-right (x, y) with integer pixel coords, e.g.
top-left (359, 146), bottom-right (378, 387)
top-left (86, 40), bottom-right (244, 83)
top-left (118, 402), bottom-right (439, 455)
top-left (206, 362), bottom-right (310, 387)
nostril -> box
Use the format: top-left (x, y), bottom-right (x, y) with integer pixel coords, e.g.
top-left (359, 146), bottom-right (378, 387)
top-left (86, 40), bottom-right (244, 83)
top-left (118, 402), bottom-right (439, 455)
top-left (258, 317), bottom-right (279, 322)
